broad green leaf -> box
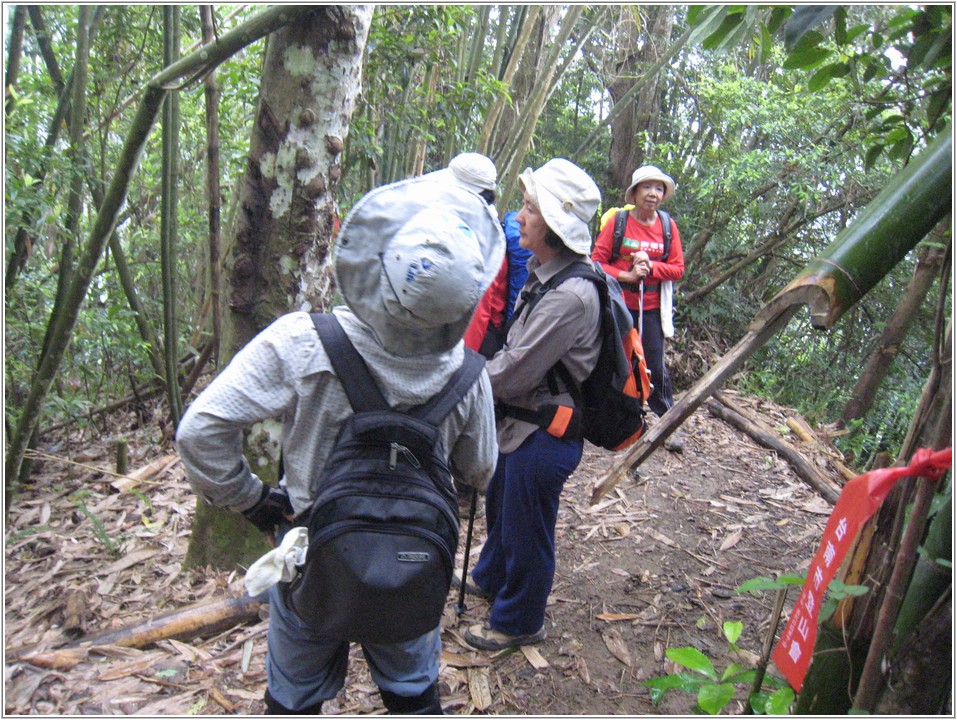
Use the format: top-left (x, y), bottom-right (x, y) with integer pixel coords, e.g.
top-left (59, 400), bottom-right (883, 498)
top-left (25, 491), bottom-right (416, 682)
top-left (861, 56), bottom-right (885, 83)
top-left (644, 672), bottom-right (708, 704)
top-left (765, 686), bottom-right (796, 715)
top-left (829, 61), bottom-right (851, 78)
top-left (736, 574), bottom-right (803, 595)
top-left (723, 621), bottom-right (743, 645)
top-left (783, 6), bottom-right (837, 51)
top-left (767, 7), bottom-right (791, 34)
top-left (666, 647), bottom-right (718, 679)
top-left (808, 66), bottom-right (833, 92)
top-left (698, 682), bottom-right (736, 715)
top-left (888, 136), bottom-right (914, 161)
top-left (783, 45), bottom-right (831, 70)
top-left (834, 7), bottom-right (848, 46)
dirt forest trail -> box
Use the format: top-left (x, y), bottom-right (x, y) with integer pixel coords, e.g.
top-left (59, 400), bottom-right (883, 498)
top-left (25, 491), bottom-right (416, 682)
top-left (4, 390), bottom-right (840, 715)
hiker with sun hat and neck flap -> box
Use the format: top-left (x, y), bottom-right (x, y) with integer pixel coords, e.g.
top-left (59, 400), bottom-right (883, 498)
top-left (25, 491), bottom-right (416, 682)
top-left (592, 165), bottom-right (686, 450)
top-left (459, 158), bottom-right (603, 652)
top-left (176, 158), bottom-right (504, 715)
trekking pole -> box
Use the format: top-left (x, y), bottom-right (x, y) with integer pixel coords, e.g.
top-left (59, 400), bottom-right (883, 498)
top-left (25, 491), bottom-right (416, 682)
top-left (638, 279), bottom-right (645, 338)
top-left (454, 487), bottom-right (478, 616)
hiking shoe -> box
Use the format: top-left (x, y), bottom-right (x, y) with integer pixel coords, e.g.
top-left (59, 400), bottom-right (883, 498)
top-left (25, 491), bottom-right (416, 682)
top-left (464, 622), bottom-right (546, 651)
top-left (451, 573), bottom-right (492, 600)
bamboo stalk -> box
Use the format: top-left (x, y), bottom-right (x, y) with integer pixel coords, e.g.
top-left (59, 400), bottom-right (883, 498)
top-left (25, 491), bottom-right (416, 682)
top-left (5, 5), bottom-right (318, 500)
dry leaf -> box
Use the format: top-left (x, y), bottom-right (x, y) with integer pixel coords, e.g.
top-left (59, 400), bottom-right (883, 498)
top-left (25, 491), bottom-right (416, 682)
top-left (801, 496), bottom-right (833, 515)
top-left (601, 630), bottom-right (632, 667)
top-left (718, 528), bottom-right (743, 551)
top-left (21, 647), bottom-right (89, 670)
top-left (520, 645), bottom-right (549, 669)
top-left (208, 686), bottom-right (236, 712)
top-left (595, 612), bottom-right (640, 622)
top-left (97, 652), bottom-right (164, 681)
top-left (467, 667), bottom-right (492, 710)
top-left (166, 638), bottom-right (212, 663)
top-left (102, 548), bottom-right (161, 576)
top-left (644, 528), bottom-right (676, 547)
top-left (576, 656), bottom-right (591, 685)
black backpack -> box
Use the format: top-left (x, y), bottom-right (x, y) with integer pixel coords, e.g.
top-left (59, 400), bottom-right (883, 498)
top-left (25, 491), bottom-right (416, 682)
top-left (497, 262), bottom-right (648, 451)
top-left (284, 313), bottom-right (485, 644)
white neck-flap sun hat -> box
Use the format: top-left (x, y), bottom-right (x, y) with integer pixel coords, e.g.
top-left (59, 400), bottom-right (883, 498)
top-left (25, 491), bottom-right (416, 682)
top-left (334, 172), bottom-right (505, 356)
top-left (518, 158), bottom-right (601, 255)
top-left (624, 165), bottom-right (676, 205)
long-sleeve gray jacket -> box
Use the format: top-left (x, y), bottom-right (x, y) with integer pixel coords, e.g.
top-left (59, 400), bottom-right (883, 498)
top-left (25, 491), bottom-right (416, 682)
top-left (176, 307), bottom-right (498, 517)
top-left (486, 253), bottom-right (601, 454)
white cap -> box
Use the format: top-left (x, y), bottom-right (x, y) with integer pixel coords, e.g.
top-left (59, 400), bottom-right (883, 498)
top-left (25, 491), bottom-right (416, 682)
top-left (448, 152), bottom-right (497, 192)
top-left (519, 158), bottom-right (601, 255)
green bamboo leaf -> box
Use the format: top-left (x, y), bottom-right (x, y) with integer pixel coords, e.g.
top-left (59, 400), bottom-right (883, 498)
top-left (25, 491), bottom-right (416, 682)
top-left (698, 682), bottom-right (736, 715)
top-left (666, 646), bottom-right (718, 679)
top-left (702, 13), bottom-right (745, 51)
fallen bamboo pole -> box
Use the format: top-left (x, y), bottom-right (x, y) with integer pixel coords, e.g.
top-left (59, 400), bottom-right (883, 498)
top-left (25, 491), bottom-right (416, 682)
top-left (9, 593), bottom-right (263, 667)
top-left (706, 395), bottom-right (841, 504)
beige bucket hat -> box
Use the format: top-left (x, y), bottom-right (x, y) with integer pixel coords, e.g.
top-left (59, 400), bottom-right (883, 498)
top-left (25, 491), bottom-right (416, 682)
top-left (624, 165), bottom-right (676, 205)
top-left (334, 169), bottom-right (505, 356)
top-left (518, 158), bottom-right (601, 255)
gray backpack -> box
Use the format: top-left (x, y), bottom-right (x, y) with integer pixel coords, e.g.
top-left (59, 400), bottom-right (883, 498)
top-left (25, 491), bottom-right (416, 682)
top-left (284, 313), bottom-right (485, 643)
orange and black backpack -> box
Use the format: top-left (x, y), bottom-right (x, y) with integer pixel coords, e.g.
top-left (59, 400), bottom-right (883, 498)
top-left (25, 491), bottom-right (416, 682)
top-left (497, 261), bottom-right (652, 452)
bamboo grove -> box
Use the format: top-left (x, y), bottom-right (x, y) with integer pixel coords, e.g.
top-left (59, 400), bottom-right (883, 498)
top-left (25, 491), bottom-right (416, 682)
top-left (4, 2), bottom-right (950, 489)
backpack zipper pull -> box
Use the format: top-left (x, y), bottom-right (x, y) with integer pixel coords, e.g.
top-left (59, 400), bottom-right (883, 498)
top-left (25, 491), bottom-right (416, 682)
top-left (389, 442), bottom-right (421, 470)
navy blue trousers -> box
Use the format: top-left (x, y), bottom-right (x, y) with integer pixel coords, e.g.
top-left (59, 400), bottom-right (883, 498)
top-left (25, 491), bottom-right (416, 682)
top-left (472, 429), bottom-right (583, 636)
top-left (635, 309), bottom-right (674, 417)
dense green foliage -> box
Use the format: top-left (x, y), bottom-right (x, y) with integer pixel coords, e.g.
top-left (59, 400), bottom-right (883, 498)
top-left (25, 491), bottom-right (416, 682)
top-left (4, 5), bottom-right (951, 471)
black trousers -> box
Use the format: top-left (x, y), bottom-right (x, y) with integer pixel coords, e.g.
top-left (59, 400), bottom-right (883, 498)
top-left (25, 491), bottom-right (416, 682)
top-left (634, 309), bottom-right (674, 417)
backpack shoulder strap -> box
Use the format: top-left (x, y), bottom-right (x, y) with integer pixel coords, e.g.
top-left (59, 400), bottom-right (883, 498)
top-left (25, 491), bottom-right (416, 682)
top-left (611, 209), bottom-right (629, 262)
top-left (414, 348), bottom-right (486, 426)
top-left (657, 209), bottom-right (672, 261)
top-left (312, 313), bottom-right (389, 413)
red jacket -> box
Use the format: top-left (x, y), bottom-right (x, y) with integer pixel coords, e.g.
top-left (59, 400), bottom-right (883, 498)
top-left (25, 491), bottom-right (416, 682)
top-left (591, 211), bottom-right (684, 312)
top-left (464, 256), bottom-right (508, 351)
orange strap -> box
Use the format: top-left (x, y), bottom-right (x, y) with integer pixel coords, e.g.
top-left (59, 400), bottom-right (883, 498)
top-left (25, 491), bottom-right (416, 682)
top-left (546, 405), bottom-right (575, 438)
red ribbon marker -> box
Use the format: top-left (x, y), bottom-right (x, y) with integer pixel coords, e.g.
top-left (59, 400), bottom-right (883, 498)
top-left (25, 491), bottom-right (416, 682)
top-left (771, 447), bottom-right (952, 692)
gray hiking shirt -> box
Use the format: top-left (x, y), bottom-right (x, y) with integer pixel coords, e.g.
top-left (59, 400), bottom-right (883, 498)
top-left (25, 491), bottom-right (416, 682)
top-left (176, 307), bottom-right (498, 517)
top-left (486, 253), bottom-right (601, 454)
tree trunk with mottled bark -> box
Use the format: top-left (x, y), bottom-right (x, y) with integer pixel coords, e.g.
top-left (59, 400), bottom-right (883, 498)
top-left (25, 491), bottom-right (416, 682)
top-left (185, 5), bottom-right (373, 571)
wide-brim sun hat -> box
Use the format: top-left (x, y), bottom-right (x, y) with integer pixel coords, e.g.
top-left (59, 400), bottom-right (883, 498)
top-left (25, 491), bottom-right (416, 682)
top-left (624, 165), bottom-right (675, 205)
top-left (334, 173), bottom-right (505, 355)
top-left (518, 158), bottom-right (600, 255)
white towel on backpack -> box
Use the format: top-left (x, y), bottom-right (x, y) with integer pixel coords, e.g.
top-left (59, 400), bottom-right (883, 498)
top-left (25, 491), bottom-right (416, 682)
top-left (244, 526), bottom-right (309, 597)
top-left (660, 280), bottom-right (675, 339)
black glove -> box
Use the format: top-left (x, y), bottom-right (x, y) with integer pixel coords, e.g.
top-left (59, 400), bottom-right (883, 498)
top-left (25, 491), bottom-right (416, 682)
top-left (242, 483), bottom-right (293, 535)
